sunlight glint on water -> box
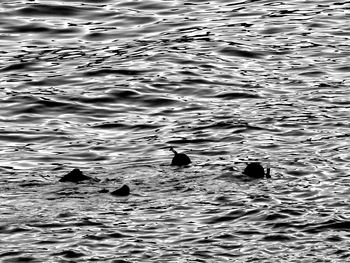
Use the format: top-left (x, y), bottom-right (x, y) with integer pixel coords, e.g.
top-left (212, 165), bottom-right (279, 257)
top-left (0, 0), bottom-right (350, 262)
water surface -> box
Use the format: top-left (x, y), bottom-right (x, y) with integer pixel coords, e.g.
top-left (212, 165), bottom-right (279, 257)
top-left (0, 0), bottom-right (349, 262)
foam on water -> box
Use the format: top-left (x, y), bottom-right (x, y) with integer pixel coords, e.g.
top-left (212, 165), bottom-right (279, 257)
top-left (0, 0), bottom-right (350, 262)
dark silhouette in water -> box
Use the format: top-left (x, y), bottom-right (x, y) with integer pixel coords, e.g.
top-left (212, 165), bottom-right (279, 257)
top-left (243, 163), bottom-right (271, 179)
top-left (170, 147), bottom-right (191, 166)
top-left (58, 168), bottom-right (129, 195)
top-left (111, 184), bottom-right (130, 196)
top-left (59, 168), bottom-right (92, 183)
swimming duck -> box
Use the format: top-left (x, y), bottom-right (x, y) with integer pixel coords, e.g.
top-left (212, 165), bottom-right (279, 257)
top-left (59, 168), bottom-right (92, 183)
top-left (243, 162), bottom-right (271, 178)
top-left (170, 147), bottom-right (191, 166)
top-left (111, 184), bottom-right (130, 196)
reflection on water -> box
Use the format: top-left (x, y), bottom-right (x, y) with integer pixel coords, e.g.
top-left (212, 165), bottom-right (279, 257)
top-left (0, 0), bottom-right (349, 262)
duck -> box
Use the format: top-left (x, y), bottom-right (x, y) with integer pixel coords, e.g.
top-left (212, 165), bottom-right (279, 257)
top-left (59, 168), bottom-right (92, 183)
top-left (111, 184), bottom-right (130, 196)
top-left (243, 162), bottom-right (271, 179)
top-left (170, 146), bottom-right (191, 166)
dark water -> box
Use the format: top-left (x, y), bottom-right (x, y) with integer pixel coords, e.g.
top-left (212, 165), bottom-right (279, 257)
top-left (1, 0), bottom-right (350, 262)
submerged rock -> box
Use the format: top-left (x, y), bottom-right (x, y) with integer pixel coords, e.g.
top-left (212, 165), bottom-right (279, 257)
top-left (111, 184), bottom-right (130, 196)
top-left (170, 147), bottom-right (191, 166)
top-left (59, 168), bottom-right (92, 183)
top-left (243, 163), bottom-right (271, 179)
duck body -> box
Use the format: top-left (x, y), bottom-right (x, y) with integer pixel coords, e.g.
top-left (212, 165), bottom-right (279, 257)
top-left (170, 147), bottom-right (191, 166)
top-left (59, 168), bottom-right (92, 183)
top-left (111, 184), bottom-right (130, 196)
top-left (243, 162), bottom-right (271, 179)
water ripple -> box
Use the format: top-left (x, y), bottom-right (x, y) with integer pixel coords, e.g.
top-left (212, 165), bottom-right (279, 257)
top-left (0, 0), bottom-right (350, 262)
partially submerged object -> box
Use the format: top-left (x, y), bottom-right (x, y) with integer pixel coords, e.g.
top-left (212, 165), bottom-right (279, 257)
top-left (59, 168), bottom-right (92, 183)
top-left (243, 162), bottom-right (271, 179)
top-left (111, 184), bottom-right (130, 196)
top-left (170, 147), bottom-right (191, 166)
top-left (58, 168), bottom-right (129, 196)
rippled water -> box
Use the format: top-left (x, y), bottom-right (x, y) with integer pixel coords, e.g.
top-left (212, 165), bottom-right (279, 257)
top-left (1, 0), bottom-right (350, 262)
